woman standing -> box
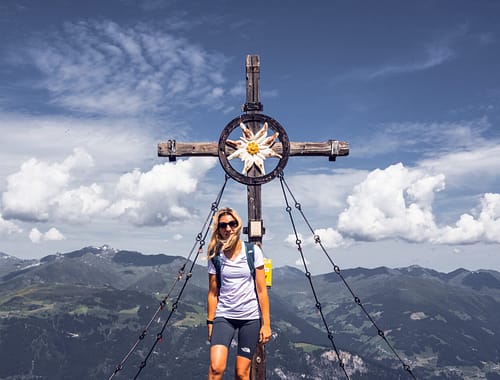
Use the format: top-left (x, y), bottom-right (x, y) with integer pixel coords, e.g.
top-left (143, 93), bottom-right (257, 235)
top-left (206, 207), bottom-right (271, 380)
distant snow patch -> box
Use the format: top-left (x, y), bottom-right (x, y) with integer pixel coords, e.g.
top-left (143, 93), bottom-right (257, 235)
top-left (410, 311), bottom-right (428, 320)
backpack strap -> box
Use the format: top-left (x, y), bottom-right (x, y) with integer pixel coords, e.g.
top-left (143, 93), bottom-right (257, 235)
top-left (211, 251), bottom-right (222, 291)
top-left (244, 241), bottom-right (256, 281)
top-left (211, 242), bottom-right (256, 291)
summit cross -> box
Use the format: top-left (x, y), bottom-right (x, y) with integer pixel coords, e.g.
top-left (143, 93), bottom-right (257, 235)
top-left (158, 54), bottom-right (349, 379)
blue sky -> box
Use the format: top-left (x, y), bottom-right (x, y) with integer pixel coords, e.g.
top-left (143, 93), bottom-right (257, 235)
top-left (1, 0), bottom-right (499, 274)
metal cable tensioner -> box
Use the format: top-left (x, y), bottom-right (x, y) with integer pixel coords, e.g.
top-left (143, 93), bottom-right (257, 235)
top-left (278, 171), bottom-right (417, 380)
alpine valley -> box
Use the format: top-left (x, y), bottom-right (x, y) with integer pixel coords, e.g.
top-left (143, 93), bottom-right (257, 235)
top-left (1, 246), bottom-right (499, 379)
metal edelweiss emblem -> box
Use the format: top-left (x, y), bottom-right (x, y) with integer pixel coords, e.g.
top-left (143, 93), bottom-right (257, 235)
top-left (225, 122), bottom-right (282, 175)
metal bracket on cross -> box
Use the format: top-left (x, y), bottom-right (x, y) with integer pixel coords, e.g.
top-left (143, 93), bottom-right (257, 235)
top-left (218, 113), bottom-right (290, 185)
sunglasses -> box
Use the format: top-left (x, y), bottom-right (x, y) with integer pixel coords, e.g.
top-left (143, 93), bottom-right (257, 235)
top-left (218, 221), bottom-right (238, 229)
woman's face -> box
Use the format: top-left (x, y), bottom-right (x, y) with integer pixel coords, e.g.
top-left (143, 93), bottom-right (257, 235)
top-left (218, 213), bottom-right (239, 240)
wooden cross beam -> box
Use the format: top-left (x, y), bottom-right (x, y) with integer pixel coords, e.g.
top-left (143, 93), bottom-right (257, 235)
top-left (158, 139), bottom-right (349, 161)
top-left (158, 55), bottom-right (349, 379)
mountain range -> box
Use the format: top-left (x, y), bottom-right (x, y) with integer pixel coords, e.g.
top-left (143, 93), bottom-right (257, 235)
top-left (1, 246), bottom-right (499, 379)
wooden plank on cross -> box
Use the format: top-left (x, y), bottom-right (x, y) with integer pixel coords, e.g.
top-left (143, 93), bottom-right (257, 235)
top-left (158, 140), bottom-right (349, 160)
top-left (158, 54), bottom-right (349, 380)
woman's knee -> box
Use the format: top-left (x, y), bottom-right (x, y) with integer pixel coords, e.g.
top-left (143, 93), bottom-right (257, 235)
top-left (209, 347), bottom-right (228, 377)
top-left (234, 368), bottom-right (250, 380)
top-left (209, 362), bottom-right (226, 376)
top-left (234, 357), bottom-right (251, 380)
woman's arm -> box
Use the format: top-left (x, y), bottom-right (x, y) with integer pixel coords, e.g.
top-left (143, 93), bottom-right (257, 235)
top-left (207, 273), bottom-right (218, 341)
top-left (255, 266), bottom-right (271, 344)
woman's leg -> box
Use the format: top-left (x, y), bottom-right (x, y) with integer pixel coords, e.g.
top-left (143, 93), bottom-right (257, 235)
top-left (209, 318), bottom-right (236, 379)
top-left (209, 345), bottom-right (228, 380)
top-left (234, 356), bottom-right (252, 380)
top-left (234, 319), bottom-right (260, 380)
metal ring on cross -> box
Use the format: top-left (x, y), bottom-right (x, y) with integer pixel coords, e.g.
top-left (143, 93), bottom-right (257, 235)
top-left (218, 113), bottom-right (290, 185)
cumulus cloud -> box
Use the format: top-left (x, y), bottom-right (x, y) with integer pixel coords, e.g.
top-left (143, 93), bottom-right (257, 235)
top-left (26, 20), bottom-right (229, 116)
top-left (29, 227), bottom-right (65, 243)
top-left (434, 193), bottom-right (500, 244)
top-left (311, 228), bottom-right (345, 248)
top-left (338, 163), bottom-right (445, 242)
top-left (0, 214), bottom-right (22, 236)
top-left (107, 157), bottom-right (217, 226)
top-left (337, 163), bottom-right (500, 245)
top-left (2, 147), bottom-right (216, 227)
top-left (285, 228), bottom-right (346, 250)
top-left (172, 233), bottom-right (183, 241)
top-left (2, 148), bottom-right (100, 222)
top-left (52, 184), bottom-right (110, 223)
top-left (284, 233), bottom-right (303, 248)
top-left (44, 227), bottom-right (65, 241)
top-left (28, 228), bottom-right (42, 243)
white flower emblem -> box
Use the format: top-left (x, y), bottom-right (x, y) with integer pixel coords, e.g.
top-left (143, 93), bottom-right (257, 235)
top-left (225, 122), bottom-right (282, 175)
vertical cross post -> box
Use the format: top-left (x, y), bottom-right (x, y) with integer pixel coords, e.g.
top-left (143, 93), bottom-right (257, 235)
top-left (245, 55), bottom-right (264, 245)
top-left (244, 55), bottom-right (266, 380)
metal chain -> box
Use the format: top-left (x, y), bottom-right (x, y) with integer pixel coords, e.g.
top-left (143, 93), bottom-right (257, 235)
top-left (278, 172), bottom-right (417, 379)
top-left (109, 174), bottom-right (230, 379)
top-left (278, 173), bottom-right (350, 380)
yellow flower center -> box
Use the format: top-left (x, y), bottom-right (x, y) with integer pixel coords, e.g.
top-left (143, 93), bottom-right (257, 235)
top-left (246, 141), bottom-right (260, 155)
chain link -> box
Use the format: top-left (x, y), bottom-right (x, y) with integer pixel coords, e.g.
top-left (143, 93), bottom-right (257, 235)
top-left (278, 171), bottom-right (417, 379)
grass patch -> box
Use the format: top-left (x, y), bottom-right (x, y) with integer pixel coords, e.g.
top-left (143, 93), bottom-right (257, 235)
top-left (119, 305), bottom-right (140, 315)
top-left (294, 342), bottom-right (323, 353)
top-left (70, 305), bottom-right (89, 315)
top-left (173, 311), bottom-right (204, 327)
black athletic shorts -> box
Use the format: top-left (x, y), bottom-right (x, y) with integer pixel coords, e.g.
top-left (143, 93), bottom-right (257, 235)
top-left (210, 317), bottom-right (261, 360)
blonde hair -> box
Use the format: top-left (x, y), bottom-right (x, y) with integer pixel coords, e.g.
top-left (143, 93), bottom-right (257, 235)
top-left (207, 207), bottom-right (243, 259)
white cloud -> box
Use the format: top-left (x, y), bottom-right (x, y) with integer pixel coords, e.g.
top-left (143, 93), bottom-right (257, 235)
top-left (285, 228), bottom-right (345, 250)
top-left (295, 257), bottom-right (309, 266)
top-left (418, 143), bottom-right (500, 186)
top-left (44, 227), bottom-right (65, 241)
top-left (310, 228), bottom-right (345, 249)
top-left (29, 227), bottom-right (65, 243)
top-left (284, 233), bottom-right (303, 248)
top-left (0, 113), bottom-right (160, 184)
top-left (52, 184), bottom-right (110, 223)
top-left (2, 148), bottom-right (96, 222)
top-left (0, 214), bottom-right (22, 236)
top-left (26, 20), bottom-right (230, 116)
top-left (29, 228), bottom-right (42, 243)
top-left (1, 143), bottom-right (217, 228)
top-left (338, 163), bottom-right (445, 242)
top-left (337, 163), bottom-right (500, 245)
top-left (434, 193), bottom-right (500, 244)
top-left (107, 157), bottom-right (217, 226)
